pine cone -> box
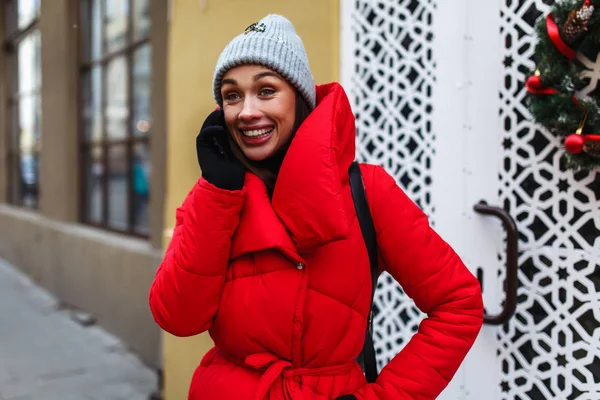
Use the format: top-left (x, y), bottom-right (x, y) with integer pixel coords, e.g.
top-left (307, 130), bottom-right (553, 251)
top-left (584, 140), bottom-right (600, 157)
top-left (561, 2), bottom-right (595, 46)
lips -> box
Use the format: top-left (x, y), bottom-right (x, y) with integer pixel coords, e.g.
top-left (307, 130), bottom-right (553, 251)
top-left (238, 126), bottom-right (275, 146)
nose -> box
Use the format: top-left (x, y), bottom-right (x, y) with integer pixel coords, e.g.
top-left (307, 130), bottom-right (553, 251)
top-left (238, 97), bottom-right (262, 122)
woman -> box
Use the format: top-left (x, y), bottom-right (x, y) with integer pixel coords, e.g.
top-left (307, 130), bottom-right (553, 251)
top-left (149, 14), bottom-right (483, 400)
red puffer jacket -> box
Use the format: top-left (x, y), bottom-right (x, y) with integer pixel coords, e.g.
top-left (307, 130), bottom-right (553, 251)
top-left (149, 83), bottom-right (483, 400)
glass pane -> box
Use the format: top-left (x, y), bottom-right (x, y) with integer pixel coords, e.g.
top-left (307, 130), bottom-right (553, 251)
top-left (104, 0), bottom-right (129, 53)
top-left (133, 142), bottom-right (150, 234)
top-left (91, 0), bottom-right (103, 60)
top-left (83, 67), bottom-right (103, 142)
top-left (17, 0), bottom-right (40, 30)
top-left (19, 95), bottom-right (36, 154)
top-left (108, 145), bottom-right (129, 231)
top-left (8, 104), bottom-right (19, 204)
top-left (133, 0), bottom-right (150, 40)
top-left (105, 56), bottom-right (129, 139)
top-left (34, 94), bottom-right (41, 146)
top-left (19, 151), bottom-right (38, 208)
top-left (34, 31), bottom-right (41, 89)
top-left (132, 44), bottom-right (151, 137)
top-left (80, 0), bottom-right (103, 61)
top-left (18, 30), bottom-right (41, 95)
top-left (84, 146), bottom-right (104, 224)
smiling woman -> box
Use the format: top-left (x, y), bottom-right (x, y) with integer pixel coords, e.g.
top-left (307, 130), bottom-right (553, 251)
top-left (150, 13), bottom-right (483, 400)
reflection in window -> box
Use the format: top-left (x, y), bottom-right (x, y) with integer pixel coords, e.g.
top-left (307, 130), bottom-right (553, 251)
top-left (80, 0), bottom-right (151, 236)
top-left (5, 0), bottom-right (41, 208)
top-left (133, 44), bottom-right (151, 137)
top-left (17, 0), bottom-right (40, 29)
top-left (105, 56), bottom-right (129, 140)
top-left (107, 145), bottom-right (129, 230)
top-left (84, 146), bottom-right (103, 224)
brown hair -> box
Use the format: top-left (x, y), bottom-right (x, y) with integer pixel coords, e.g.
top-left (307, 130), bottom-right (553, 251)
top-left (227, 90), bottom-right (312, 190)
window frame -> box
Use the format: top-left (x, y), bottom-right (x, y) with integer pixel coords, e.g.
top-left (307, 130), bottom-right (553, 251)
top-left (78, 0), bottom-right (151, 237)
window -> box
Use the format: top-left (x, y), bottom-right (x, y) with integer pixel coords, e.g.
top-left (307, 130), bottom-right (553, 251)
top-left (4, 0), bottom-right (41, 208)
top-left (80, 0), bottom-right (151, 235)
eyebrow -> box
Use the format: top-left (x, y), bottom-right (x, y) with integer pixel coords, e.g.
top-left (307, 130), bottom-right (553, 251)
top-left (221, 71), bottom-right (282, 86)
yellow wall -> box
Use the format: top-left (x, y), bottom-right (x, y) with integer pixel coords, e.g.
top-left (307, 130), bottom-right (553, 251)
top-left (164, 1), bottom-right (340, 398)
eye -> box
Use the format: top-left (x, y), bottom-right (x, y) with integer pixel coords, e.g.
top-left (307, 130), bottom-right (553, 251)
top-left (224, 92), bottom-right (240, 101)
top-left (259, 88), bottom-right (275, 96)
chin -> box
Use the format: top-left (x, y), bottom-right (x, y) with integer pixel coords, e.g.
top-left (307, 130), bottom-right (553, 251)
top-left (235, 135), bottom-right (279, 161)
top-left (241, 148), bottom-right (275, 161)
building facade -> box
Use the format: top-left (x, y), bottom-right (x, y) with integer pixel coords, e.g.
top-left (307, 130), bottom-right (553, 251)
top-left (0, 0), bottom-right (168, 369)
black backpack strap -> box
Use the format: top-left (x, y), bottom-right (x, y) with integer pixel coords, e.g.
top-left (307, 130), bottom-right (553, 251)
top-left (348, 161), bottom-right (379, 384)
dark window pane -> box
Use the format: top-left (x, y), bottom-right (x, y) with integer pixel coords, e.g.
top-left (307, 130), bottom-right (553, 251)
top-left (84, 146), bottom-right (104, 224)
top-left (9, 103), bottom-right (19, 151)
top-left (105, 56), bottom-right (129, 139)
top-left (104, 0), bottom-right (129, 53)
top-left (17, 0), bottom-right (40, 30)
top-left (83, 67), bottom-right (103, 143)
top-left (132, 44), bottom-right (151, 137)
top-left (7, 104), bottom-right (19, 204)
top-left (107, 145), bottom-right (129, 230)
top-left (5, 0), bottom-right (17, 35)
top-left (80, 0), bottom-right (103, 61)
top-left (133, 142), bottom-right (150, 234)
top-left (8, 150), bottom-right (20, 204)
top-left (19, 151), bottom-right (38, 208)
top-left (133, 0), bottom-right (150, 40)
top-left (7, 53), bottom-right (18, 97)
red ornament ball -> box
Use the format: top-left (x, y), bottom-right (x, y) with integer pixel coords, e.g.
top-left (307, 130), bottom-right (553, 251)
top-left (564, 134), bottom-right (585, 154)
top-left (526, 75), bottom-right (543, 91)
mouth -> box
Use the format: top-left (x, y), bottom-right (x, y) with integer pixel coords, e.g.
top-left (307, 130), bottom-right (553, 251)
top-left (240, 127), bottom-right (274, 138)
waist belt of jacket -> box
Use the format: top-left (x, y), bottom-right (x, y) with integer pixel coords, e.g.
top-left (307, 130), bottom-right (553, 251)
top-left (244, 352), bottom-right (357, 400)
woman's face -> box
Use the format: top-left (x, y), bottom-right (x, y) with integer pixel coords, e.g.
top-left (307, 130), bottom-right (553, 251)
top-left (221, 65), bottom-right (297, 161)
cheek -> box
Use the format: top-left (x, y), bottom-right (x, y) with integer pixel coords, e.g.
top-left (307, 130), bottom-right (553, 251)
top-left (277, 97), bottom-right (297, 134)
top-left (223, 109), bottom-right (237, 133)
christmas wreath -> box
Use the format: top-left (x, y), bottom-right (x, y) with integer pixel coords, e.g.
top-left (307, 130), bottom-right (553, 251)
top-left (526, 0), bottom-right (600, 170)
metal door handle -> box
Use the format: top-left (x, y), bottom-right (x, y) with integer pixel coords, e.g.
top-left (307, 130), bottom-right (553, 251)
top-left (473, 201), bottom-right (519, 325)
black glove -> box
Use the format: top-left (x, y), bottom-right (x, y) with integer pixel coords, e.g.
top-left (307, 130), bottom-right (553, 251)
top-left (334, 396), bottom-right (357, 400)
top-left (196, 109), bottom-right (245, 190)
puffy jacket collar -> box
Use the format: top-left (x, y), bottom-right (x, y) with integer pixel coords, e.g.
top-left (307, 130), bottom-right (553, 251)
top-left (231, 83), bottom-right (356, 260)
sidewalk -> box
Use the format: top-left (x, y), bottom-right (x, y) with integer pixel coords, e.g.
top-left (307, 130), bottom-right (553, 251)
top-left (0, 257), bottom-right (157, 400)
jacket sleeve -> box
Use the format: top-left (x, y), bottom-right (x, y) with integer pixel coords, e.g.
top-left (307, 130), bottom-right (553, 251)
top-left (149, 177), bottom-right (245, 337)
top-left (353, 165), bottom-right (484, 400)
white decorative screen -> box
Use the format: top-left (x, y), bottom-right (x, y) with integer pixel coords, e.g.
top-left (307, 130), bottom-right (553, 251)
top-left (344, 0), bottom-right (436, 368)
top-left (499, 1), bottom-right (600, 398)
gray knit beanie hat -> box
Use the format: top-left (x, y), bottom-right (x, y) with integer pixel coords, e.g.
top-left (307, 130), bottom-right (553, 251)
top-left (213, 14), bottom-right (316, 110)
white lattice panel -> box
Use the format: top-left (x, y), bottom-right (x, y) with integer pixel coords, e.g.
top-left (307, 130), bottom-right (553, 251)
top-left (499, 1), bottom-right (600, 398)
top-left (341, 0), bottom-right (437, 369)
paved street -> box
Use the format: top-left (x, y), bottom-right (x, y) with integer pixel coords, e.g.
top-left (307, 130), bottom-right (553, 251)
top-left (0, 257), bottom-right (157, 400)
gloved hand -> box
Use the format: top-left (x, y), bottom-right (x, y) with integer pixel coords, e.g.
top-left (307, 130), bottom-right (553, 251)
top-left (196, 109), bottom-right (245, 190)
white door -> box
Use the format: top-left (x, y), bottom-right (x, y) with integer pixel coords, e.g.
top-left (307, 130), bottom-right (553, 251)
top-left (341, 1), bottom-right (600, 399)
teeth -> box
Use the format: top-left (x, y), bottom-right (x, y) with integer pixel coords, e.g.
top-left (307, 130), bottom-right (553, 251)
top-left (242, 127), bottom-right (273, 137)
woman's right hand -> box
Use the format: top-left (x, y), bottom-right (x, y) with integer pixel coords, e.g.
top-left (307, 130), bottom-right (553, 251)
top-left (196, 109), bottom-right (245, 190)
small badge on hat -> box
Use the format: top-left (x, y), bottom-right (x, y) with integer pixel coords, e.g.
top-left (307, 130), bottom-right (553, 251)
top-left (244, 22), bottom-right (266, 34)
